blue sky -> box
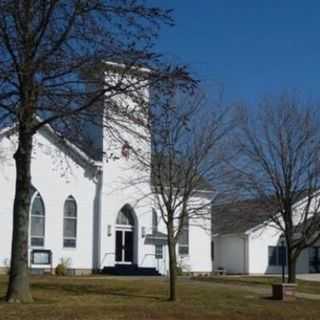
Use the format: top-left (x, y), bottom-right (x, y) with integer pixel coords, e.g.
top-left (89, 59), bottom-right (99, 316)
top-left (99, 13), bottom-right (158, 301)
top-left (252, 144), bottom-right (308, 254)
top-left (152, 1), bottom-right (320, 107)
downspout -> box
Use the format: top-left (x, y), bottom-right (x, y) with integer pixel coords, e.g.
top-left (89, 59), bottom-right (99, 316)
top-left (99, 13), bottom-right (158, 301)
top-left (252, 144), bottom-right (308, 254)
top-left (93, 167), bottom-right (103, 271)
top-left (241, 234), bottom-right (249, 274)
top-left (246, 234), bottom-right (250, 274)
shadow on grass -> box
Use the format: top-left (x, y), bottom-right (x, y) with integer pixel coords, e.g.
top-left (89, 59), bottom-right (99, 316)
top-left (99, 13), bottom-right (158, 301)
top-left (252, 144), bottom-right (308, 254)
top-left (261, 296), bottom-right (276, 300)
top-left (0, 295), bottom-right (57, 305)
top-left (32, 282), bottom-right (165, 301)
top-left (193, 276), bottom-right (281, 287)
top-left (261, 296), bottom-right (298, 302)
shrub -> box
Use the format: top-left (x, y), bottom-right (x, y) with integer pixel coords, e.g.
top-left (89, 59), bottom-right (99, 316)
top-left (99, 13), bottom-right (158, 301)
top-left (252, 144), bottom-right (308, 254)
top-left (55, 257), bottom-right (71, 276)
top-left (176, 265), bottom-right (183, 276)
top-left (176, 258), bottom-right (191, 276)
top-left (3, 258), bottom-right (10, 275)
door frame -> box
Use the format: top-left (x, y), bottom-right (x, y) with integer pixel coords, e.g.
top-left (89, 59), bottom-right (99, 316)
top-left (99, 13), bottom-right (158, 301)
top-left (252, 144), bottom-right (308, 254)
top-left (115, 225), bottom-right (135, 264)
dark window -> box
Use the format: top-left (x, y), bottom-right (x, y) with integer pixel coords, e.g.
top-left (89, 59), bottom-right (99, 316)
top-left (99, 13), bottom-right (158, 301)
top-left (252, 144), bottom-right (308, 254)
top-left (124, 231), bottom-right (134, 262)
top-left (309, 247), bottom-right (320, 273)
top-left (268, 246), bottom-right (287, 266)
top-left (155, 244), bottom-right (163, 259)
top-left (115, 230), bottom-right (122, 262)
top-left (116, 204), bottom-right (135, 225)
top-left (31, 193), bottom-right (45, 247)
top-left (152, 209), bottom-right (158, 234)
top-left (178, 218), bottom-right (189, 255)
top-left (279, 246), bottom-right (287, 265)
top-left (211, 241), bottom-right (214, 261)
top-left (269, 246), bottom-right (277, 265)
top-left (63, 196), bottom-right (77, 248)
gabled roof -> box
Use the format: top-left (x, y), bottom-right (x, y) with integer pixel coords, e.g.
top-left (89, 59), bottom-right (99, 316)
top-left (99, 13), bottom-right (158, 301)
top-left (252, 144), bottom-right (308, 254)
top-left (212, 199), bottom-right (277, 235)
top-left (212, 190), bottom-right (319, 236)
top-left (0, 123), bottom-right (101, 175)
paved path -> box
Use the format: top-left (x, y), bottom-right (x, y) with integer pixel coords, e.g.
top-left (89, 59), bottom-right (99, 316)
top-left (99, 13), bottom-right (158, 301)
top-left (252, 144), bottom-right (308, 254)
top-left (297, 274), bottom-right (320, 282)
top-left (187, 279), bottom-right (320, 301)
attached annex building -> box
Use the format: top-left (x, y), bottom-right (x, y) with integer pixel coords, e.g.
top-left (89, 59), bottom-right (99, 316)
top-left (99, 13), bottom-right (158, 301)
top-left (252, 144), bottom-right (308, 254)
top-left (212, 199), bottom-right (320, 275)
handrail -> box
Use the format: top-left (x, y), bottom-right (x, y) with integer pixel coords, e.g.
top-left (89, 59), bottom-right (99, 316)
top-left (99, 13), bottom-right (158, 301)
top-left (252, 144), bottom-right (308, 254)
top-left (100, 252), bottom-right (115, 268)
top-left (140, 253), bottom-right (156, 266)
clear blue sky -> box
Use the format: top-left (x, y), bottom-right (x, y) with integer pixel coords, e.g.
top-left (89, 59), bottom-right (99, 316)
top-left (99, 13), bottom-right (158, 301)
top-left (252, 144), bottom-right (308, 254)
top-left (152, 1), bottom-right (320, 107)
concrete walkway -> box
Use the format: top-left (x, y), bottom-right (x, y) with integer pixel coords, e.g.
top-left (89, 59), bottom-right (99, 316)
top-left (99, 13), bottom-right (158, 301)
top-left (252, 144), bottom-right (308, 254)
top-left (297, 274), bottom-right (320, 282)
top-left (188, 279), bottom-right (320, 301)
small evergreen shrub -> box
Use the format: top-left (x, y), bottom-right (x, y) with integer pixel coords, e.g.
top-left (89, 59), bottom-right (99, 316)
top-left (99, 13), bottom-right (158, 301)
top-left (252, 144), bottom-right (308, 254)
top-left (3, 258), bottom-right (10, 275)
top-left (176, 259), bottom-right (191, 276)
top-left (55, 257), bottom-right (71, 276)
top-left (176, 265), bottom-right (183, 276)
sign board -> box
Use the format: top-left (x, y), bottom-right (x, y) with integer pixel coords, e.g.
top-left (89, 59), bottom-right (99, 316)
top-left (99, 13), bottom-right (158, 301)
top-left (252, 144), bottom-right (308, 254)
top-left (31, 250), bottom-right (52, 265)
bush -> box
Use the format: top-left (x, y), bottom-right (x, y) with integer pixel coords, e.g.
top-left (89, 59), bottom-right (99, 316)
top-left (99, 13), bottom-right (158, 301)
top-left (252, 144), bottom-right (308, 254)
top-left (176, 259), bottom-right (191, 276)
top-left (176, 265), bottom-right (183, 276)
top-left (55, 257), bottom-right (71, 276)
top-left (3, 258), bottom-right (10, 275)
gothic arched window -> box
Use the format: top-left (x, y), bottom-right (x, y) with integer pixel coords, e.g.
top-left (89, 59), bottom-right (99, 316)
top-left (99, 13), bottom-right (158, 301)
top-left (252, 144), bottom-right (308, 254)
top-left (116, 204), bottom-right (135, 226)
top-left (63, 196), bottom-right (77, 248)
top-left (30, 192), bottom-right (45, 247)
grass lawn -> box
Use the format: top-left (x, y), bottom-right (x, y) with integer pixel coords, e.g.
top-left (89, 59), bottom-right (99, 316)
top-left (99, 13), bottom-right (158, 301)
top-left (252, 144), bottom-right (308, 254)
top-left (0, 275), bottom-right (320, 319)
top-left (194, 275), bottom-right (320, 295)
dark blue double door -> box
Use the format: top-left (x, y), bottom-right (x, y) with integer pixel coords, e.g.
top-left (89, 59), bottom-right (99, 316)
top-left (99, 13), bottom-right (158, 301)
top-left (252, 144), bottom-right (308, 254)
top-left (115, 230), bottom-right (134, 263)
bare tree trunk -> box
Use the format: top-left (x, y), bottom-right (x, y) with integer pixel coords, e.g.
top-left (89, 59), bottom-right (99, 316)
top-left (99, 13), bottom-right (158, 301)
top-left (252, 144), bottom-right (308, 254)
top-left (167, 221), bottom-right (177, 301)
top-left (287, 247), bottom-right (297, 284)
top-left (6, 128), bottom-right (33, 303)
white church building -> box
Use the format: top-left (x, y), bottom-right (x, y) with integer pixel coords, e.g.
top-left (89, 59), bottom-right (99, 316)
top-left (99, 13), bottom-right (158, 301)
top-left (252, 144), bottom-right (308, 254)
top-left (0, 71), bottom-right (213, 276)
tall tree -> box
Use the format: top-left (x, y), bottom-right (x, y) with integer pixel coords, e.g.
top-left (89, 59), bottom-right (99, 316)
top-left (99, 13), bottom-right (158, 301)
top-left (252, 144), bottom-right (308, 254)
top-left (0, 0), bottom-right (193, 303)
top-left (134, 90), bottom-right (232, 301)
top-left (233, 95), bottom-right (320, 283)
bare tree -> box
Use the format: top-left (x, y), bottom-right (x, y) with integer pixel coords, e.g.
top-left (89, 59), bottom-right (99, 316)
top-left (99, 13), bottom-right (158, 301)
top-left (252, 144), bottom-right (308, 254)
top-left (133, 90), bottom-right (232, 301)
top-left (0, 0), bottom-right (194, 303)
top-left (233, 94), bottom-right (320, 283)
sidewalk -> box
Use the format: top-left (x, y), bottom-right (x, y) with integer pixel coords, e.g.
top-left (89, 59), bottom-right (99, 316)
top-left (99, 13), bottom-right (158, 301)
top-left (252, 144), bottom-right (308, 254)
top-left (188, 279), bottom-right (320, 300)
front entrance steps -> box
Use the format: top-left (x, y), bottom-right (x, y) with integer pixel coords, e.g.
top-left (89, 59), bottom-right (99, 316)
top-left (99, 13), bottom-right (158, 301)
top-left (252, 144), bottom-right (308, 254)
top-left (101, 264), bottom-right (161, 276)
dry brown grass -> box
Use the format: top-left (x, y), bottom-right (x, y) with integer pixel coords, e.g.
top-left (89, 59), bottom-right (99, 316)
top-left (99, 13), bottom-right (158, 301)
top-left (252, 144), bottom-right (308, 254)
top-left (0, 275), bottom-right (319, 319)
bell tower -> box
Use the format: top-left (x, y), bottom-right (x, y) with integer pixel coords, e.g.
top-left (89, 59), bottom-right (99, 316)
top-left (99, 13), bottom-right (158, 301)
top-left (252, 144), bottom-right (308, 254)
top-left (98, 63), bottom-right (154, 270)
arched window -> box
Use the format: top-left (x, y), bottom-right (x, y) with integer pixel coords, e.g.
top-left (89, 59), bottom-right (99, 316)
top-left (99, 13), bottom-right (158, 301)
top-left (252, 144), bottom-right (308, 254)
top-left (63, 196), bottom-right (77, 248)
top-left (116, 204), bottom-right (135, 226)
top-left (31, 192), bottom-right (45, 247)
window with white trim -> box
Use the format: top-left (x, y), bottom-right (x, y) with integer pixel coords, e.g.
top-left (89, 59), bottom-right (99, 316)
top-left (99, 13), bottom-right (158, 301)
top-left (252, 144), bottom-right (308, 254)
top-left (31, 193), bottom-right (45, 247)
top-left (63, 196), bottom-right (77, 248)
top-left (155, 244), bottom-right (163, 259)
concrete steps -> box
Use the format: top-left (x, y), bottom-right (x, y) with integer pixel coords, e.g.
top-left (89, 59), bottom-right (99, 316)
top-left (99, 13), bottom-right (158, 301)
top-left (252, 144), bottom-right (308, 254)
top-left (101, 264), bottom-right (161, 276)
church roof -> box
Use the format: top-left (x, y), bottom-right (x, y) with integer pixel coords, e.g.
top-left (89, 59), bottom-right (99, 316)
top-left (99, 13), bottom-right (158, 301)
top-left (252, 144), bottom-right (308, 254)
top-left (212, 199), bottom-right (277, 235)
top-left (1, 122), bottom-right (212, 193)
top-left (212, 191), bottom-right (316, 235)
top-left (0, 123), bottom-right (101, 174)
